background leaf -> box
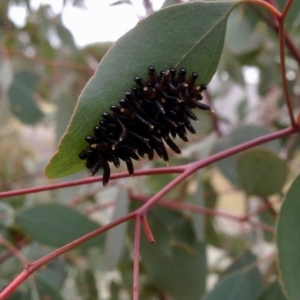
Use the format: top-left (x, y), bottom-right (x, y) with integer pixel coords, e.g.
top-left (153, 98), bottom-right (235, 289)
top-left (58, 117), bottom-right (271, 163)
top-left (104, 191), bottom-right (128, 270)
top-left (203, 264), bottom-right (262, 300)
top-left (213, 125), bottom-right (281, 186)
top-left (236, 148), bottom-right (288, 196)
top-left (15, 204), bottom-right (105, 251)
top-left (8, 71), bottom-right (43, 125)
top-left (136, 206), bottom-right (207, 300)
top-left (257, 280), bottom-right (287, 300)
top-left (45, 1), bottom-right (236, 179)
top-left (277, 174), bottom-right (300, 300)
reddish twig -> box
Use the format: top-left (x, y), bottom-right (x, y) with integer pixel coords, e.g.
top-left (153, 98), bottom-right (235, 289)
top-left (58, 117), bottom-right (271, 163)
top-left (0, 45), bottom-right (94, 73)
top-left (141, 215), bottom-right (155, 243)
top-left (130, 192), bottom-right (275, 234)
top-left (244, 0), bottom-right (281, 18)
top-left (0, 166), bottom-right (184, 199)
top-left (0, 210), bottom-right (135, 299)
top-left (136, 127), bottom-right (298, 214)
top-left (277, 0), bottom-right (297, 128)
top-left (245, 0), bottom-right (297, 127)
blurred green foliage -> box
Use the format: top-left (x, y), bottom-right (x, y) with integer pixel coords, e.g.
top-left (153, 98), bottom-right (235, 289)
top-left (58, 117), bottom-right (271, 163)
top-left (0, 0), bottom-right (300, 299)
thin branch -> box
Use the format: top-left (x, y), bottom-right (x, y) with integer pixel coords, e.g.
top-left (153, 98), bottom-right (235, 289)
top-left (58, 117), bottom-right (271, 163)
top-left (249, 2), bottom-right (300, 68)
top-left (244, 0), bottom-right (281, 18)
top-left (0, 211), bottom-right (135, 299)
top-left (0, 45), bottom-right (94, 73)
top-left (141, 215), bottom-right (155, 243)
top-left (204, 89), bottom-right (222, 137)
top-left (137, 126), bottom-right (298, 214)
top-left (131, 193), bottom-right (275, 234)
top-left (277, 0), bottom-right (297, 127)
top-left (2, 127), bottom-right (297, 200)
top-left (0, 166), bottom-right (184, 199)
top-left (281, 0), bottom-right (294, 20)
top-left (1, 126), bottom-right (295, 297)
top-left (0, 236), bottom-right (28, 266)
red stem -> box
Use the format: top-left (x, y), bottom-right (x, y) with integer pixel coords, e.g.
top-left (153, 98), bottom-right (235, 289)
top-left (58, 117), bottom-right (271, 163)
top-left (0, 211), bottom-right (135, 299)
top-left (277, 0), bottom-right (297, 128)
top-left (131, 193), bottom-right (275, 234)
top-left (2, 127), bottom-right (297, 201)
top-left (281, 0), bottom-right (294, 20)
top-left (137, 126), bottom-right (298, 214)
top-left (1, 127), bottom-right (295, 298)
top-left (0, 166), bottom-right (184, 199)
top-left (141, 215), bottom-right (155, 243)
top-left (244, 0), bottom-right (281, 18)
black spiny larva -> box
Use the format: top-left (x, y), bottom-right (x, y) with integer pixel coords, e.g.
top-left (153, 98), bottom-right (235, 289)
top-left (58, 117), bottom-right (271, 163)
top-left (79, 66), bottom-right (212, 186)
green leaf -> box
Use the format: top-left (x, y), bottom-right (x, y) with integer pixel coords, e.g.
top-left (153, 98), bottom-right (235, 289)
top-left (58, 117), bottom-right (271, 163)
top-left (136, 206), bottom-right (206, 299)
top-left (45, 1), bottom-right (236, 179)
top-left (277, 173), bottom-right (300, 300)
top-left (223, 250), bottom-right (256, 277)
top-left (34, 273), bottom-right (65, 300)
top-left (8, 71), bottom-right (43, 125)
top-left (257, 280), bottom-right (287, 300)
top-left (259, 209), bottom-right (276, 242)
top-left (38, 259), bottom-right (67, 290)
top-left (141, 240), bottom-right (207, 300)
top-left (76, 269), bottom-right (98, 300)
top-left (225, 7), bottom-right (263, 56)
top-left (204, 264), bottom-right (263, 300)
top-left (15, 204), bottom-right (105, 251)
top-left (55, 23), bottom-right (77, 51)
top-left (104, 191), bottom-right (128, 270)
top-left (186, 176), bottom-right (205, 242)
top-left (236, 148), bottom-right (288, 196)
top-left (214, 125), bottom-right (281, 186)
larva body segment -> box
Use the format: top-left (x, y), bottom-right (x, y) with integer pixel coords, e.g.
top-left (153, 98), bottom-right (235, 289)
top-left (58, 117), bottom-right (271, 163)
top-left (79, 66), bottom-right (211, 186)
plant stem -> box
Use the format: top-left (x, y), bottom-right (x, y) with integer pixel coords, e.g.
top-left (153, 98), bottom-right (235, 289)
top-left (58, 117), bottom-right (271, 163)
top-left (131, 193), bottom-right (275, 234)
top-left (244, 0), bottom-right (281, 18)
top-left (2, 126), bottom-right (295, 297)
top-left (137, 126), bottom-right (298, 214)
top-left (281, 0), bottom-right (294, 20)
top-left (277, 0), bottom-right (297, 128)
top-left (0, 166), bottom-right (184, 199)
top-left (0, 211), bottom-right (135, 299)
top-left (141, 215), bottom-right (155, 243)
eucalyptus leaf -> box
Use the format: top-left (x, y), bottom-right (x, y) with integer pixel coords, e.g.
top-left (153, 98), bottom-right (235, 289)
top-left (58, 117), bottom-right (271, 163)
top-left (8, 71), bottom-right (43, 125)
top-left (45, 1), bottom-right (237, 179)
top-left (277, 173), bottom-right (300, 300)
top-left (236, 148), bottom-right (288, 196)
top-left (15, 204), bottom-right (105, 251)
top-left (203, 264), bottom-right (262, 300)
top-left (214, 125), bottom-right (281, 186)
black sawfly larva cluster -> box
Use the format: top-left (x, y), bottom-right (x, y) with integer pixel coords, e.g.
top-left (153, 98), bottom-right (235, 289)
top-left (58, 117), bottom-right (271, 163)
top-left (79, 66), bottom-right (212, 185)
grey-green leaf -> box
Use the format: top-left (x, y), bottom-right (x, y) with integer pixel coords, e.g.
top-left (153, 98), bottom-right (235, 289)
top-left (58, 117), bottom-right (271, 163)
top-left (45, 1), bottom-right (237, 179)
top-left (8, 71), bottom-right (43, 125)
top-left (236, 148), bottom-right (288, 196)
top-left (214, 125), bottom-right (281, 186)
top-left (277, 173), bottom-right (300, 300)
top-left (15, 204), bottom-right (104, 251)
top-left (257, 280), bottom-right (287, 300)
top-left (203, 265), bottom-right (263, 300)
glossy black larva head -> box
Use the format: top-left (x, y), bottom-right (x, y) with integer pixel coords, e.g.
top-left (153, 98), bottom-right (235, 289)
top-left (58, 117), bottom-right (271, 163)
top-left (79, 66), bottom-right (212, 186)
